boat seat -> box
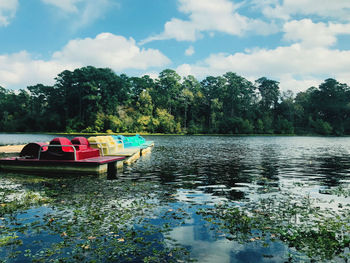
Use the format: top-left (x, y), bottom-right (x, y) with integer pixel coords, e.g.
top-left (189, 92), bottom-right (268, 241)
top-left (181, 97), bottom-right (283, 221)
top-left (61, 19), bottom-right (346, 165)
top-left (40, 137), bottom-right (75, 160)
top-left (88, 136), bottom-right (110, 155)
top-left (88, 136), bottom-right (119, 155)
top-left (112, 135), bottom-right (133, 148)
top-left (71, 137), bottom-right (90, 150)
top-left (104, 135), bottom-right (123, 152)
top-left (20, 142), bottom-right (48, 159)
top-left (71, 137), bottom-right (100, 159)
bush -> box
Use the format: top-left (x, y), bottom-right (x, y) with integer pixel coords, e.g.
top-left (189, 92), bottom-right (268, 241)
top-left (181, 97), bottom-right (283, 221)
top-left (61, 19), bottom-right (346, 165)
top-left (312, 119), bottom-right (333, 135)
top-left (275, 117), bottom-right (294, 134)
top-left (155, 108), bottom-right (177, 133)
top-left (187, 121), bottom-right (201, 134)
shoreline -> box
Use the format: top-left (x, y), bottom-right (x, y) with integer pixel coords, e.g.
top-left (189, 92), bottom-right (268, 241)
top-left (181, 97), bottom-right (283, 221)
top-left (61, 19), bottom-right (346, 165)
top-left (0, 132), bottom-right (345, 137)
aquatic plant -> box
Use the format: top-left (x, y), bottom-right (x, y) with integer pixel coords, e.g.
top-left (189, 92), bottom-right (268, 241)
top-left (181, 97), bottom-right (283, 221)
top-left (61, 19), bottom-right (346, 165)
top-left (0, 173), bottom-right (193, 262)
top-left (198, 190), bottom-right (350, 262)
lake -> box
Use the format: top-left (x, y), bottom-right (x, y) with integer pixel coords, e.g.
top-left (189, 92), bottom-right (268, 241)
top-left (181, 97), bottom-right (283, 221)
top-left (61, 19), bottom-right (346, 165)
top-left (0, 135), bottom-right (349, 262)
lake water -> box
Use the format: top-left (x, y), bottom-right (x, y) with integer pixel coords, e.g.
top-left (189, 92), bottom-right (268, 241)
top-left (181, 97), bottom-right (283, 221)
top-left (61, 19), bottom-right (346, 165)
top-left (0, 134), bottom-right (350, 262)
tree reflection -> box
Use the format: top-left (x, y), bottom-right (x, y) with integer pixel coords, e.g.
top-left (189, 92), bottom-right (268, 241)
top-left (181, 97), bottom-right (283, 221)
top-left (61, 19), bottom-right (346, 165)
top-left (257, 146), bottom-right (280, 189)
top-left (314, 155), bottom-right (350, 186)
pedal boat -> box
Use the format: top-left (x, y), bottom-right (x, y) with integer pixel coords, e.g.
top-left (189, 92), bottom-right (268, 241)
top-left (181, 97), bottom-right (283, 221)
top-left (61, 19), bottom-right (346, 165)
top-left (0, 137), bottom-right (125, 175)
top-left (87, 135), bottom-right (153, 164)
top-left (112, 134), bottom-right (154, 148)
top-left (88, 135), bottom-right (139, 159)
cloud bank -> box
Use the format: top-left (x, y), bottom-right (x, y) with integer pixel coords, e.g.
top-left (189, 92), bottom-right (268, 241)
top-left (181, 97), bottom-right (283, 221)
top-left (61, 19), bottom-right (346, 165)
top-left (176, 43), bottom-right (350, 92)
top-left (0, 33), bottom-right (170, 89)
top-left (141, 0), bottom-right (277, 44)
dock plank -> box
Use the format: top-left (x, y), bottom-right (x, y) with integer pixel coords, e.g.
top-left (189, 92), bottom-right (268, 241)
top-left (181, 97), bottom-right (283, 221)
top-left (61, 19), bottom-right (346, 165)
top-left (0, 144), bottom-right (25, 154)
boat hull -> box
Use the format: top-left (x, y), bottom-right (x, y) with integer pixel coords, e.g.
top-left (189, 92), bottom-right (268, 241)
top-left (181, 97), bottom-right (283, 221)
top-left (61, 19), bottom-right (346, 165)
top-left (0, 156), bottom-right (125, 175)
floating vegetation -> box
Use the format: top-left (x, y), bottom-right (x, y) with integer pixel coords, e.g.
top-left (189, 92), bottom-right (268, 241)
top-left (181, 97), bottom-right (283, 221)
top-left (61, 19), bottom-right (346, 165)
top-left (320, 185), bottom-right (350, 198)
top-left (0, 173), bottom-right (193, 262)
top-left (198, 190), bottom-right (350, 262)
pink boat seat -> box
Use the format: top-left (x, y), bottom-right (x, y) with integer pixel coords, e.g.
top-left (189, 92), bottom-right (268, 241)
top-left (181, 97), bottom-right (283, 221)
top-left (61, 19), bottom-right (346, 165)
top-left (40, 137), bottom-right (76, 160)
top-left (39, 137), bottom-right (100, 160)
top-left (71, 137), bottom-right (90, 150)
top-left (71, 137), bottom-right (100, 159)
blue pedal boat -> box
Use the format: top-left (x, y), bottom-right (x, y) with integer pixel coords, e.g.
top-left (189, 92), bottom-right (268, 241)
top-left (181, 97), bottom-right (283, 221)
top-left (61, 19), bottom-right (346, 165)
top-left (112, 134), bottom-right (154, 148)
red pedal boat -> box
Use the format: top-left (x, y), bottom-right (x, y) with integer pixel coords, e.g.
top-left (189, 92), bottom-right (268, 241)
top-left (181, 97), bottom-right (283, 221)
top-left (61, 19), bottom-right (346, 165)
top-left (0, 137), bottom-right (125, 176)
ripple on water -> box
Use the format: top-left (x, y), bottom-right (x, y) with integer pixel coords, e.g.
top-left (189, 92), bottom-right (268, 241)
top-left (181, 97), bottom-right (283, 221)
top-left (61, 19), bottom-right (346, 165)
top-left (1, 135), bottom-right (350, 262)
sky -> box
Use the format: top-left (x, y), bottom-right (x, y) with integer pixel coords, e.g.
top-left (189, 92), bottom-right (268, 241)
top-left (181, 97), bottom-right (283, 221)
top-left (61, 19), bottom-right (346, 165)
top-left (1, 0), bottom-right (350, 93)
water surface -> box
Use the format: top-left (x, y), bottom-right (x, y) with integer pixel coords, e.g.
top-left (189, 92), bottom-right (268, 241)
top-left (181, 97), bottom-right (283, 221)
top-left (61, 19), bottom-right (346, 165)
top-left (1, 135), bottom-right (349, 262)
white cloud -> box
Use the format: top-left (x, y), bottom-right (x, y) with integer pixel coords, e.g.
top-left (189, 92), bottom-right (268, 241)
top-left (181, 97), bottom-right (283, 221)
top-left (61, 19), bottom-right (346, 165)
top-left (41, 0), bottom-right (115, 30)
top-left (143, 18), bottom-right (199, 43)
top-left (0, 51), bottom-right (68, 88)
top-left (278, 74), bottom-right (321, 92)
top-left (53, 33), bottom-right (170, 70)
top-left (141, 72), bottom-right (159, 80)
top-left (141, 0), bottom-right (277, 44)
top-left (72, 0), bottom-right (115, 30)
top-left (0, 33), bottom-right (170, 89)
top-left (41, 0), bottom-right (81, 13)
top-left (168, 225), bottom-right (235, 263)
top-left (176, 44), bottom-right (350, 93)
top-left (185, 46), bottom-right (195, 56)
top-left (283, 19), bottom-right (350, 47)
top-left (0, 0), bottom-right (18, 26)
top-left (258, 0), bottom-right (350, 21)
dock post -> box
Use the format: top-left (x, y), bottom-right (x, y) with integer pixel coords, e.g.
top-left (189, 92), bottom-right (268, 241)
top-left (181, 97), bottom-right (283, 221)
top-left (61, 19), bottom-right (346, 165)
top-left (107, 161), bottom-right (117, 180)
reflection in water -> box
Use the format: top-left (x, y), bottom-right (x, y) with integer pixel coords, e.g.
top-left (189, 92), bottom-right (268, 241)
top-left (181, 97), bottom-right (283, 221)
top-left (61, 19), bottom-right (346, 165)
top-left (259, 146), bottom-right (279, 181)
top-left (126, 136), bottom-right (350, 201)
top-left (125, 136), bottom-right (350, 262)
top-left (314, 155), bottom-right (350, 186)
top-left (1, 135), bottom-right (350, 262)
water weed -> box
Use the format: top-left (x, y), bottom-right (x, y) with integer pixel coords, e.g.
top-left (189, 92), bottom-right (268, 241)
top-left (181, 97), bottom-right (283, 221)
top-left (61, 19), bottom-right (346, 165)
top-left (198, 190), bottom-right (350, 262)
top-left (0, 173), bottom-right (193, 262)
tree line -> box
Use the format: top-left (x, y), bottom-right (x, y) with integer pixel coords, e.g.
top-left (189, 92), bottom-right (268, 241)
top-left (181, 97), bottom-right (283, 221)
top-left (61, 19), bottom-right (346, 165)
top-left (0, 66), bottom-right (349, 135)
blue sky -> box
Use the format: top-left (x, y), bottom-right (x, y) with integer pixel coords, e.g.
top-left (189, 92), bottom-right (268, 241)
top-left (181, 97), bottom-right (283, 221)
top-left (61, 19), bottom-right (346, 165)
top-left (1, 0), bottom-right (350, 93)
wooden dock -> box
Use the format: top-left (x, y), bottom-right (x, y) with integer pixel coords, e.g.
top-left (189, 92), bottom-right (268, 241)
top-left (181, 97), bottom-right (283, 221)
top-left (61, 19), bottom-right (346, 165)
top-left (109, 143), bottom-right (154, 165)
top-left (0, 156), bottom-right (125, 175)
top-left (0, 143), bottom-right (154, 173)
top-left (0, 144), bottom-right (26, 157)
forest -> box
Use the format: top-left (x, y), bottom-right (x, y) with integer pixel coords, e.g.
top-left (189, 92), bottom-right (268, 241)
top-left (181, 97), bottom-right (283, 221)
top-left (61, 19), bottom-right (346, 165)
top-left (0, 66), bottom-right (349, 135)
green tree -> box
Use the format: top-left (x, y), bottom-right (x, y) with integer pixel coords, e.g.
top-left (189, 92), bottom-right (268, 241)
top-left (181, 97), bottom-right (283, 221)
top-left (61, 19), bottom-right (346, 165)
top-left (181, 75), bottom-right (201, 130)
top-left (256, 77), bottom-right (280, 111)
top-left (154, 108), bottom-right (178, 133)
top-left (153, 69), bottom-right (182, 115)
top-left (311, 78), bottom-right (350, 135)
top-left (55, 66), bottom-right (131, 132)
top-left (0, 87), bottom-right (8, 131)
top-left (311, 119), bottom-right (333, 135)
top-left (136, 90), bottom-right (153, 116)
top-left (130, 75), bottom-right (155, 107)
top-left (200, 76), bottom-right (225, 132)
top-left (294, 87), bottom-right (317, 134)
top-left (222, 72), bottom-right (256, 119)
